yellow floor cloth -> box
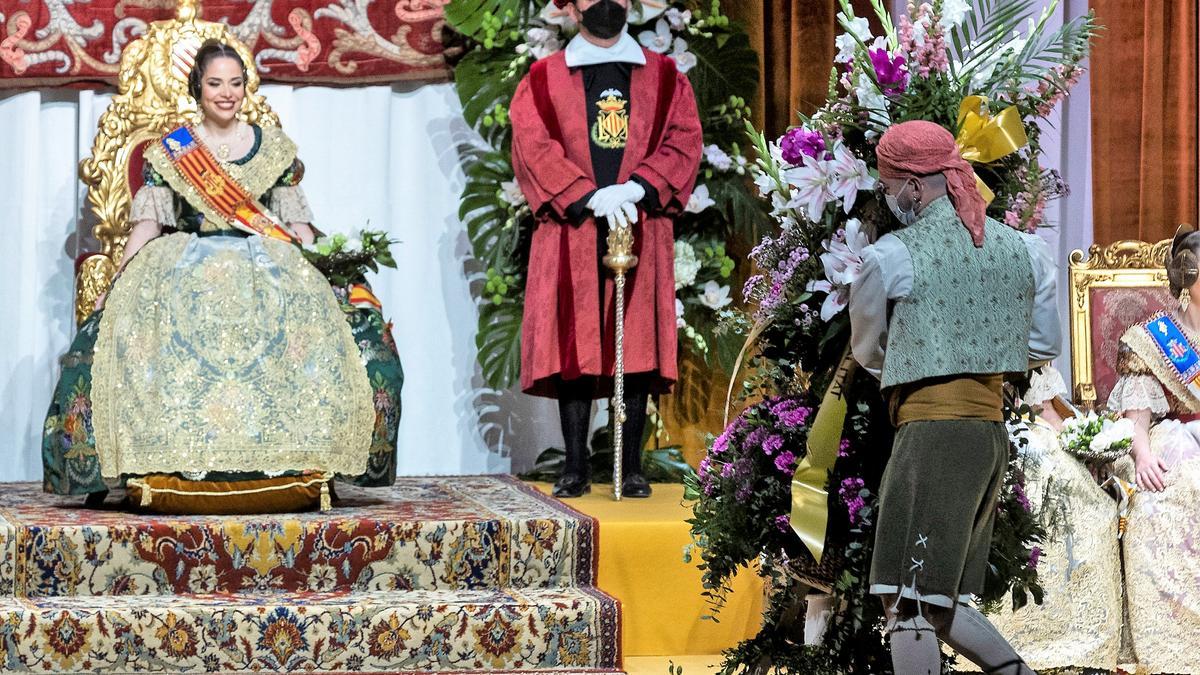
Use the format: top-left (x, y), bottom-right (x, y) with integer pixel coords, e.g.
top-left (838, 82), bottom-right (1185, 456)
top-left (529, 482), bottom-right (763, 657)
top-left (624, 654), bottom-right (724, 675)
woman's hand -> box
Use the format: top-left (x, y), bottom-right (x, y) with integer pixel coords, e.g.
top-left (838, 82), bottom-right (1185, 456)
top-left (1125, 408), bottom-right (1167, 491)
top-left (1133, 447), bottom-right (1170, 492)
top-left (289, 222), bottom-right (316, 245)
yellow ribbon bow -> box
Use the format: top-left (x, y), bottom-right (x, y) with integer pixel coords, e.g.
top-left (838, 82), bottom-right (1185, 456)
top-left (955, 95), bottom-right (1028, 203)
top-left (789, 348), bottom-right (856, 562)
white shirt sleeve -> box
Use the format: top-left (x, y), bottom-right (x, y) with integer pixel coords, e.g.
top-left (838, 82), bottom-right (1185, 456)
top-left (849, 234), bottom-right (912, 380)
top-left (1021, 233), bottom-right (1062, 364)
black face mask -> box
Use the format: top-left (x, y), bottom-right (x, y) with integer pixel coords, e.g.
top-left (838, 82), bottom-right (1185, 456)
top-left (580, 0), bottom-right (627, 40)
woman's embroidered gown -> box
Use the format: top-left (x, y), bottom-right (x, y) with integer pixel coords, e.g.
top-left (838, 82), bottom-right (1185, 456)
top-left (42, 125), bottom-right (403, 496)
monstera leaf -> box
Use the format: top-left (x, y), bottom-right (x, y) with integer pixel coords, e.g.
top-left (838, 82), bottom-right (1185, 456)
top-left (453, 48), bottom-right (525, 133)
top-left (459, 148), bottom-right (522, 267)
top-left (445, 0), bottom-right (538, 42)
top-left (476, 293), bottom-right (524, 389)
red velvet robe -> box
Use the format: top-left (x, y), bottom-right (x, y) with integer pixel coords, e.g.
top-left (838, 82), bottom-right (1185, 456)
top-left (511, 49), bottom-right (703, 398)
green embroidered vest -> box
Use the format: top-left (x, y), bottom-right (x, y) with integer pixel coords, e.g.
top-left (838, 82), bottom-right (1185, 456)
top-left (881, 198), bottom-right (1035, 389)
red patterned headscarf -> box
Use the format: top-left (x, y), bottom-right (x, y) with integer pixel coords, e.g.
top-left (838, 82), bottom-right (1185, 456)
top-left (876, 120), bottom-right (987, 247)
top-left (553, 0), bottom-right (571, 7)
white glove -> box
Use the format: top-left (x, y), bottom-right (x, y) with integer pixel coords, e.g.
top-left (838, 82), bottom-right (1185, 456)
top-left (604, 201), bottom-right (639, 229)
top-left (587, 181), bottom-right (645, 220)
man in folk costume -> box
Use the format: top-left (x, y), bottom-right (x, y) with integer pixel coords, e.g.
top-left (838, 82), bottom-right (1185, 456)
top-left (848, 121), bottom-right (1060, 675)
top-left (509, 0), bottom-right (703, 498)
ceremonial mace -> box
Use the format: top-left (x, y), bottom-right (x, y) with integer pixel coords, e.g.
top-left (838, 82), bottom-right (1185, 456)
top-left (603, 220), bottom-right (638, 501)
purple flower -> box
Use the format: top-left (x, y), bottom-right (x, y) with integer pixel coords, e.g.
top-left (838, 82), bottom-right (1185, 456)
top-left (1012, 482), bottom-right (1032, 513)
top-left (779, 127), bottom-right (826, 166)
top-left (774, 515), bottom-right (791, 533)
top-left (868, 48), bottom-right (908, 94)
top-left (838, 438), bottom-right (852, 457)
top-left (1029, 546), bottom-right (1041, 570)
top-left (774, 451), bottom-right (797, 475)
top-left (712, 430), bottom-right (732, 455)
top-left (839, 477), bottom-right (867, 524)
top-left (745, 427), bottom-right (768, 451)
top-left (762, 435), bottom-right (784, 456)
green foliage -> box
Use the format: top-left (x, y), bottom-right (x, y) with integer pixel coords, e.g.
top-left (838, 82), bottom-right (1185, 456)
top-left (445, 0), bottom-right (536, 43)
top-left (475, 295), bottom-right (523, 390)
top-left (687, 30), bottom-right (758, 116)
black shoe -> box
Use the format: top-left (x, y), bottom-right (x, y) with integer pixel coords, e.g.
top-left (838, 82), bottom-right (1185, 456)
top-left (621, 473), bottom-right (652, 498)
top-left (83, 490), bottom-right (108, 508)
top-left (552, 473), bottom-right (591, 498)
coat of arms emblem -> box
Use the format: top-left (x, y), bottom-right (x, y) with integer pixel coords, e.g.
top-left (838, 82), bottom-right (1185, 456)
top-left (592, 88), bottom-right (629, 150)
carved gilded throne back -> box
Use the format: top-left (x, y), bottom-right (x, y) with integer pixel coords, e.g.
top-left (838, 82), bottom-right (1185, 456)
top-left (1068, 239), bottom-right (1173, 410)
top-left (75, 0), bottom-right (278, 324)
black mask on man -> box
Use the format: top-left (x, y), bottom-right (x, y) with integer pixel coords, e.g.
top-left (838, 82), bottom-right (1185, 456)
top-left (580, 0), bottom-right (627, 40)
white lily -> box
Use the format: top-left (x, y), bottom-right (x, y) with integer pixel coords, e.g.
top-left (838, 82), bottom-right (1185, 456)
top-left (500, 180), bottom-right (527, 207)
top-left (669, 37), bottom-right (697, 73)
top-left (783, 153), bottom-right (834, 223)
top-left (638, 18), bottom-right (673, 54)
top-left (664, 7), bottom-right (692, 31)
top-left (834, 16), bottom-right (872, 63)
top-left (685, 184), bottom-right (715, 213)
top-left (827, 142), bottom-right (876, 214)
top-left (939, 0), bottom-right (972, 30)
top-left (704, 144), bottom-right (734, 171)
top-left (698, 281), bottom-right (732, 310)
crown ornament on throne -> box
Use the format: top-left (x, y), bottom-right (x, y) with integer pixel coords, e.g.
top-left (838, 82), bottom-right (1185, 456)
top-left (75, 0), bottom-right (279, 324)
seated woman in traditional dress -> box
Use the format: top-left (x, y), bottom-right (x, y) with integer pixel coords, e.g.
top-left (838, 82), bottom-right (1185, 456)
top-left (985, 367), bottom-right (1123, 674)
top-left (1102, 226), bottom-right (1200, 674)
top-left (41, 41), bottom-right (403, 507)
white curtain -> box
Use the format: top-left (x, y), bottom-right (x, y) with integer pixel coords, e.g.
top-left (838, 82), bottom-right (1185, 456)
top-left (0, 82), bottom-right (565, 483)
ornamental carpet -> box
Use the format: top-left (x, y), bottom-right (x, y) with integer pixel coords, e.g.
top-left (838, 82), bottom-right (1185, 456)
top-left (0, 476), bottom-right (621, 673)
top-left (528, 483), bottom-right (763, 657)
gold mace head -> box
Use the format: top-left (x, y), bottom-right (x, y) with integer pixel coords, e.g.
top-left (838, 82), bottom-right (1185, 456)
top-left (603, 224), bottom-right (638, 273)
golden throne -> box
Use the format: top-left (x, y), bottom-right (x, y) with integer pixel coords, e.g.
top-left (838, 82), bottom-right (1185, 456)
top-left (1068, 238), bottom-right (1173, 410)
top-left (75, 0), bottom-right (278, 324)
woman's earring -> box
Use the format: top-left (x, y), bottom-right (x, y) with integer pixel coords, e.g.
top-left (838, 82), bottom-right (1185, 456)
top-left (1180, 287), bottom-right (1191, 312)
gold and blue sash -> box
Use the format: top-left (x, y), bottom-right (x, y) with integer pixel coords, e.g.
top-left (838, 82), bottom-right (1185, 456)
top-left (1140, 311), bottom-right (1200, 400)
top-left (155, 125), bottom-right (296, 243)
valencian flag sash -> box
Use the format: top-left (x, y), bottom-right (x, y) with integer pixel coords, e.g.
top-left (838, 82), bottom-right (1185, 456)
top-left (158, 125), bottom-right (297, 243)
top-left (1144, 311), bottom-right (1200, 399)
top-left (348, 283), bottom-right (382, 310)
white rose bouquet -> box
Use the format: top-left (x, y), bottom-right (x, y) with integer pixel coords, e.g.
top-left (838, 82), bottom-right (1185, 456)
top-left (1059, 411), bottom-right (1135, 464)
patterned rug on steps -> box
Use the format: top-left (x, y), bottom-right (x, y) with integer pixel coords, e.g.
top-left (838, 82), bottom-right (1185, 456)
top-left (0, 476), bottom-right (620, 673)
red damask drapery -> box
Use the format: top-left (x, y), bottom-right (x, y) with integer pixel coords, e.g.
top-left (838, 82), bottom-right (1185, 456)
top-left (0, 0), bottom-right (451, 87)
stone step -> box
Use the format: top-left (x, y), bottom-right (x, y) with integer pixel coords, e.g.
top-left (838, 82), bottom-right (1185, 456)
top-left (0, 586), bottom-right (621, 672)
top-left (0, 477), bottom-right (597, 597)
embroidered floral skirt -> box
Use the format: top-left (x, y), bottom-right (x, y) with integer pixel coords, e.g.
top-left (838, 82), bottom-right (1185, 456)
top-left (42, 233), bottom-right (403, 495)
top-left (868, 419), bottom-right (1008, 608)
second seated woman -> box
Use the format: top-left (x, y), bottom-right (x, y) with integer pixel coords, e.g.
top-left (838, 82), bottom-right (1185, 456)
top-left (1102, 227), bottom-right (1200, 674)
top-left (41, 41), bottom-right (403, 503)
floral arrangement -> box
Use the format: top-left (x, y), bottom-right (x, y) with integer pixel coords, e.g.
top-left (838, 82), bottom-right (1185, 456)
top-left (1059, 411), bottom-right (1135, 464)
top-left (687, 0), bottom-right (1096, 671)
top-left (444, 0), bottom-right (765, 389)
top-left (300, 230), bottom-right (397, 288)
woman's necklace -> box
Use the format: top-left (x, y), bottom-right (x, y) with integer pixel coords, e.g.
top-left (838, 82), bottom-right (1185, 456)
top-left (200, 123), bottom-right (246, 161)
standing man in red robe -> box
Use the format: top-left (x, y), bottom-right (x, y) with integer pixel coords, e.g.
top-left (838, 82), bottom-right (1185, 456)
top-left (509, 0), bottom-right (703, 498)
